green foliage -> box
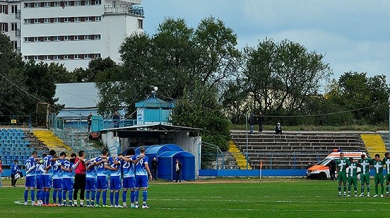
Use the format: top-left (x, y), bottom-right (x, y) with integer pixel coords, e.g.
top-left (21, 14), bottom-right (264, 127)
top-left (171, 85), bottom-right (231, 151)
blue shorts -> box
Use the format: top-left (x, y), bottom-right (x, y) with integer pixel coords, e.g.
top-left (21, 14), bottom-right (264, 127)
top-left (36, 175), bottom-right (44, 189)
top-left (62, 178), bottom-right (73, 191)
top-left (135, 175), bottom-right (148, 188)
top-left (97, 176), bottom-right (108, 190)
top-left (43, 175), bottom-right (52, 188)
top-left (123, 177), bottom-right (135, 189)
top-left (25, 176), bottom-right (36, 188)
top-left (109, 176), bottom-right (121, 190)
top-left (86, 177), bottom-right (97, 191)
top-left (53, 178), bottom-right (62, 189)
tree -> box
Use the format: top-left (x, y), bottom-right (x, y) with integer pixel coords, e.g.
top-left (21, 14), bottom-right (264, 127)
top-left (0, 33), bottom-right (27, 119)
top-left (326, 72), bottom-right (390, 124)
top-left (241, 38), bottom-right (332, 124)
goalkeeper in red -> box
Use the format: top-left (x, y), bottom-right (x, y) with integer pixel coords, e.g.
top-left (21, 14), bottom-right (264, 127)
top-left (346, 157), bottom-right (358, 197)
top-left (336, 152), bottom-right (349, 196)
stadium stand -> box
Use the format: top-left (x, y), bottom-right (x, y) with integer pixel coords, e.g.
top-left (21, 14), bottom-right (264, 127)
top-left (231, 131), bottom-right (368, 170)
top-left (0, 128), bottom-right (33, 166)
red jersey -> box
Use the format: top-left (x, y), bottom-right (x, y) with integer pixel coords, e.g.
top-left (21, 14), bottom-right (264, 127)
top-left (74, 157), bottom-right (86, 174)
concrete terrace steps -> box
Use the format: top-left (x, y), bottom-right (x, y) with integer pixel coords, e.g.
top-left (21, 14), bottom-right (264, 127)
top-left (231, 131), bottom-right (367, 170)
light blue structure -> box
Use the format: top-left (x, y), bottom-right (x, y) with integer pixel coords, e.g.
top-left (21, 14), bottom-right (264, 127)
top-left (135, 96), bottom-right (175, 125)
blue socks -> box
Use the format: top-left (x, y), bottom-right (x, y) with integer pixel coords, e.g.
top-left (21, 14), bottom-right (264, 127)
top-left (122, 190), bottom-right (127, 203)
top-left (143, 190), bottom-right (147, 202)
top-left (96, 191), bottom-right (101, 205)
top-left (134, 190), bottom-right (139, 202)
top-left (115, 192), bottom-right (119, 206)
top-left (110, 192), bottom-right (114, 206)
top-left (102, 191), bottom-right (107, 205)
top-left (130, 191), bottom-right (135, 203)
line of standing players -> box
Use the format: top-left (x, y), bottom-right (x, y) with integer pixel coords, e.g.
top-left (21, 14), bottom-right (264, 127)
top-left (336, 152), bottom-right (390, 198)
top-left (23, 147), bottom-right (153, 208)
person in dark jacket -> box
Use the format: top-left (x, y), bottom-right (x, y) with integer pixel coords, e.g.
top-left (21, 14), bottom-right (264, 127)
top-left (275, 123), bottom-right (282, 134)
top-left (11, 160), bottom-right (20, 187)
top-left (248, 114), bottom-right (255, 134)
top-left (151, 157), bottom-right (158, 180)
top-left (175, 159), bottom-right (182, 183)
top-left (327, 159), bottom-right (336, 180)
top-left (258, 112), bottom-right (265, 133)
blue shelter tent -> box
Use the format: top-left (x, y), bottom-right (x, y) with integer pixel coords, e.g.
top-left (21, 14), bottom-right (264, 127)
top-left (145, 144), bottom-right (183, 160)
top-left (158, 151), bottom-right (195, 181)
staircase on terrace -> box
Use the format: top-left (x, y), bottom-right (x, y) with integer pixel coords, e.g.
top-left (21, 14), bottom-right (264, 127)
top-left (231, 131), bottom-right (366, 170)
top-left (33, 130), bottom-right (72, 155)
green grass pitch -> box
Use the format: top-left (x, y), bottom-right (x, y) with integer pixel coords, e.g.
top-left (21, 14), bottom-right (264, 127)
top-left (1, 178), bottom-right (390, 218)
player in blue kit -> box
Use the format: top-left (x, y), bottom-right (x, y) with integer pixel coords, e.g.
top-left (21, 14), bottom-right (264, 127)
top-left (24, 151), bottom-right (38, 206)
top-left (121, 148), bottom-right (136, 208)
top-left (42, 150), bottom-right (58, 206)
top-left (95, 149), bottom-right (117, 208)
top-left (132, 147), bottom-right (153, 209)
top-left (52, 152), bottom-right (65, 206)
top-left (35, 156), bottom-right (46, 206)
top-left (61, 153), bottom-right (76, 206)
top-left (109, 155), bottom-right (122, 208)
top-left (85, 157), bottom-right (105, 207)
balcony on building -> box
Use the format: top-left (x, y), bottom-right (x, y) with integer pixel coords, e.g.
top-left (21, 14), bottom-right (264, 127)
top-left (15, 28), bottom-right (21, 37)
top-left (104, 4), bottom-right (144, 16)
top-left (15, 9), bottom-right (21, 19)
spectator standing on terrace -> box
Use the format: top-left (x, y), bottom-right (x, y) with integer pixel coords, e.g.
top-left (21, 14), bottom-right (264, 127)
top-left (11, 160), bottom-right (20, 187)
top-left (87, 112), bottom-right (93, 133)
top-left (112, 111), bottom-right (120, 128)
top-left (275, 123), bottom-right (282, 134)
top-left (248, 114), bottom-right (255, 134)
top-left (258, 112), bottom-right (265, 133)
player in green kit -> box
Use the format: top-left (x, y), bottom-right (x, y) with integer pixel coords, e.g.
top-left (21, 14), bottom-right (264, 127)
top-left (382, 152), bottom-right (390, 196)
top-left (372, 154), bottom-right (384, 198)
top-left (358, 154), bottom-right (372, 197)
top-left (336, 152), bottom-right (349, 196)
top-left (347, 157), bottom-right (358, 197)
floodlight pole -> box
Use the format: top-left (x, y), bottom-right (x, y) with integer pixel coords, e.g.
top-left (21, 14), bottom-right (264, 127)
top-left (388, 98), bottom-right (390, 147)
top-left (246, 113), bottom-right (249, 170)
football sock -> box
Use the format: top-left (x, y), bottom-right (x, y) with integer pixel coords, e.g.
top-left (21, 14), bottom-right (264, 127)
top-left (110, 192), bottom-right (114, 206)
top-left (31, 190), bottom-right (35, 202)
top-left (37, 190), bottom-right (41, 201)
top-left (386, 185), bottom-right (389, 192)
top-left (142, 190), bottom-right (147, 202)
top-left (375, 185), bottom-right (378, 194)
top-left (96, 191), bottom-right (100, 205)
top-left (69, 191), bottom-right (73, 204)
top-left (361, 185), bottom-right (364, 193)
top-left (338, 186), bottom-right (341, 192)
top-left (130, 191), bottom-right (135, 203)
top-left (115, 192), bottom-right (119, 206)
top-left (102, 191), bottom-right (107, 205)
top-left (367, 185), bottom-right (371, 192)
top-left (53, 190), bottom-right (57, 204)
top-left (91, 191), bottom-right (96, 203)
top-left (62, 191), bottom-right (67, 203)
top-left (122, 190), bottom-right (127, 203)
top-left (134, 190), bottom-right (139, 202)
top-left (86, 191), bottom-right (90, 205)
top-left (24, 190), bottom-right (28, 202)
top-left (381, 184), bottom-right (384, 194)
top-left (58, 190), bottom-right (62, 204)
top-left (46, 191), bottom-right (50, 204)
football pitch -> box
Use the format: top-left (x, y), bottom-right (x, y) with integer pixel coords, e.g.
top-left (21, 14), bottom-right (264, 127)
top-left (1, 178), bottom-right (390, 218)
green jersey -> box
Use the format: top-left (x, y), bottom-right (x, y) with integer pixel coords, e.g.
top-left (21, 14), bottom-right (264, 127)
top-left (383, 157), bottom-right (390, 175)
top-left (372, 160), bottom-right (383, 174)
top-left (336, 158), bottom-right (349, 173)
top-left (347, 162), bottom-right (358, 177)
top-left (358, 158), bottom-right (372, 174)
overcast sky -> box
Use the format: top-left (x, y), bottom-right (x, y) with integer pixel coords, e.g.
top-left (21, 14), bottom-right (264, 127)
top-left (142, 0), bottom-right (390, 85)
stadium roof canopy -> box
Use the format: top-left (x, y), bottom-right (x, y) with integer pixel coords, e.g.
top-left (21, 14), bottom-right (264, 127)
top-left (54, 82), bottom-right (99, 108)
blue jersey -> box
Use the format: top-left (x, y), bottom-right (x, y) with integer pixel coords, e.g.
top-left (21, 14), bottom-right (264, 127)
top-left (25, 157), bottom-right (36, 177)
top-left (61, 159), bottom-right (74, 178)
top-left (43, 155), bottom-right (54, 175)
top-left (110, 157), bottom-right (122, 177)
top-left (96, 156), bottom-right (113, 177)
top-left (122, 157), bottom-right (134, 178)
top-left (11, 163), bottom-right (19, 174)
top-left (86, 158), bottom-right (97, 178)
top-left (132, 155), bottom-right (149, 176)
top-left (52, 159), bottom-right (64, 179)
top-left (35, 163), bottom-right (45, 176)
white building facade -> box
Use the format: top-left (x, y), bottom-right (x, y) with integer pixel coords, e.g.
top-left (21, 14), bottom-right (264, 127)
top-left (1, 0), bottom-right (144, 70)
top-left (0, 0), bottom-right (21, 52)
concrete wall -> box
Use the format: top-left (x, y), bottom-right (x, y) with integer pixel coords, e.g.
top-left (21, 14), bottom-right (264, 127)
top-left (173, 132), bottom-right (201, 177)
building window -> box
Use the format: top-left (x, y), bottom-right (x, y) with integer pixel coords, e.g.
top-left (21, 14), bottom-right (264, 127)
top-left (64, 17), bottom-right (69, 22)
top-left (95, 16), bottom-right (101, 21)
top-left (75, 17), bottom-right (80, 22)
top-left (54, 36), bottom-right (60, 41)
top-left (84, 54), bottom-right (91, 59)
top-left (75, 1), bottom-right (81, 6)
top-left (74, 54), bottom-right (80, 59)
top-left (44, 55), bottom-right (49, 60)
top-left (54, 2), bottom-right (60, 7)
top-left (85, 17), bottom-right (91, 22)
top-left (11, 23), bottom-right (17, 31)
top-left (44, 2), bottom-right (50, 7)
top-left (86, 1), bottom-right (91, 5)
top-left (54, 18), bottom-right (59, 23)
top-left (95, 0), bottom-right (101, 5)
top-left (11, 5), bottom-right (17, 13)
top-left (64, 55), bottom-right (69, 59)
top-left (94, 35), bottom-right (101, 40)
top-left (64, 36), bottom-right (69, 41)
top-left (74, 35), bottom-right (79, 40)
top-left (44, 18), bottom-right (50, 23)
top-left (84, 35), bottom-right (91, 40)
top-left (34, 37), bottom-right (39, 42)
top-left (44, 37), bottom-right (49, 41)
top-left (34, 56), bottom-right (39, 60)
top-left (34, 3), bottom-right (39, 8)
top-left (24, 19), bottom-right (30, 24)
top-left (138, 19), bottom-right (143, 29)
